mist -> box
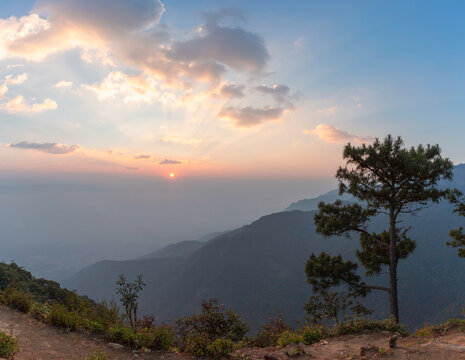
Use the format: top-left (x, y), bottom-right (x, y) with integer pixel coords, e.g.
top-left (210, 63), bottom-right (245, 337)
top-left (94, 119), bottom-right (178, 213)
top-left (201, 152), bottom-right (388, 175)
top-left (0, 171), bottom-right (335, 280)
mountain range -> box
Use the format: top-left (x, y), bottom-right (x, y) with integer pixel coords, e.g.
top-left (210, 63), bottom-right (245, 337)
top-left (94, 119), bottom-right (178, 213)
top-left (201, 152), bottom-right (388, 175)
top-left (63, 164), bottom-right (465, 332)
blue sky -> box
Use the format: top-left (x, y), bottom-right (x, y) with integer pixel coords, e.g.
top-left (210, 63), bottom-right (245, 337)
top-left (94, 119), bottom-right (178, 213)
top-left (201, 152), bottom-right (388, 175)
top-left (0, 1), bottom-right (463, 178)
top-left (0, 0), bottom-right (464, 278)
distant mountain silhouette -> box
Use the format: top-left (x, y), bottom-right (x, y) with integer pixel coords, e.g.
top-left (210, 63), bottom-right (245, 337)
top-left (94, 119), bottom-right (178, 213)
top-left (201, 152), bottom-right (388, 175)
top-left (135, 232), bottom-right (224, 260)
top-left (63, 165), bottom-right (465, 332)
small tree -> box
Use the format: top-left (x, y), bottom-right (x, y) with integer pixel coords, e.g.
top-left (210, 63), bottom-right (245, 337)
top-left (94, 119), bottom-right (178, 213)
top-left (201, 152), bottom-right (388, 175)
top-left (447, 201), bottom-right (465, 257)
top-left (115, 274), bottom-right (145, 329)
top-left (311, 135), bottom-right (458, 323)
top-left (305, 253), bottom-right (372, 325)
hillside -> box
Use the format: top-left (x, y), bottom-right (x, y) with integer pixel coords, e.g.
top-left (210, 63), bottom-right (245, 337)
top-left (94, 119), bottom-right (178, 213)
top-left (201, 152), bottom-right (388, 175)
top-left (63, 197), bottom-right (465, 332)
top-left (135, 232), bottom-right (224, 261)
top-left (3, 304), bottom-right (465, 359)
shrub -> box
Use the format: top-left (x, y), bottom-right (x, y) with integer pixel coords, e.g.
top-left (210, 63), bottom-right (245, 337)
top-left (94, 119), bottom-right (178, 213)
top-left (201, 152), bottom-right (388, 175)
top-left (136, 325), bottom-right (175, 350)
top-left (252, 314), bottom-right (291, 347)
top-left (301, 326), bottom-right (325, 345)
top-left (88, 321), bottom-right (105, 335)
top-left (0, 332), bottom-right (19, 359)
top-left (48, 304), bottom-right (79, 331)
top-left (3, 289), bottom-right (32, 313)
top-left (83, 350), bottom-right (108, 360)
top-left (29, 302), bottom-right (50, 321)
top-left (176, 299), bottom-right (249, 343)
top-left (106, 326), bottom-right (136, 346)
top-left (206, 338), bottom-right (235, 359)
top-left (331, 318), bottom-right (407, 337)
top-left (183, 332), bottom-right (210, 357)
top-left (277, 330), bottom-right (301, 348)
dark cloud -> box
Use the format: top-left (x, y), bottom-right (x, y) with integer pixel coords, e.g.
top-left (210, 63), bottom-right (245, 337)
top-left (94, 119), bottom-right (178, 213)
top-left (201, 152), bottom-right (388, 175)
top-left (10, 141), bottom-right (79, 154)
top-left (35, 0), bottom-right (165, 38)
top-left (125, 166), bottom-right (139, 170)
top-left (134, 154), bottom-right (151, 159)
top-left (219, 84), bottom-right (245, 99)
top-left (218, 106), bottom-right (284, 127)
top-left (168, 9), bottom-right (269, 75)
top-left (159, 159), bottom-right (182, 165)
top-left (254, 84), bottom-right (291, 103)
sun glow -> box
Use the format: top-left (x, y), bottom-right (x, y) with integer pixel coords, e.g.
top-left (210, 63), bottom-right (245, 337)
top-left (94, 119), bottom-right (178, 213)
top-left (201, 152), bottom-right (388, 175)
top-left (169, 172), bottom-right (175, 179)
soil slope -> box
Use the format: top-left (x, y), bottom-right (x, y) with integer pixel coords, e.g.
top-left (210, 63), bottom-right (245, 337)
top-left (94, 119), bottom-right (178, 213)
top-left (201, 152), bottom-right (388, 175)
top-left (2, 305), bottom-right (465, 359)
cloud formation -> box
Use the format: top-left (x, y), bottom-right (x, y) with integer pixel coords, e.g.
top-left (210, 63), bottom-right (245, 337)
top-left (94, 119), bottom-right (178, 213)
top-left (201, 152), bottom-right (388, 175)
top-left (304, 124), bottom-right (372, 144)
top-left (134, 154), bottom-right (151, 159)
top-left (2, 95), bottom-right (57, 113)
top-left (219, 84), bottom-right (245, 99)
top-left (55, 80), bottom-right (73, 88)
top-left (159, 136), bottom-right (203, 146)
top-left (10, 141), bottom-right (79, 154)
top-left (317, 106), bottom-right (338, 116)
top-left (218, 106), bottom-right (284, 127)
top-left (168, 9), bottom-right (269, 75)
top-left (254, 84), bottom-right (291, 103)
top-left (159, 159), bottom-right (182, 165)
top-left (0, 2), bottom-right (269, 89)
top-left (0, 73), bottom-right (57, 113)
top-left (83, 71), bottom-right (160, 103)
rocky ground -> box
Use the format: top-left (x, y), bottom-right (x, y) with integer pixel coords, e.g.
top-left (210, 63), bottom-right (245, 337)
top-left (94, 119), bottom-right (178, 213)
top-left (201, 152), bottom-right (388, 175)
top-left (2, 305), bottom-right (465, 359)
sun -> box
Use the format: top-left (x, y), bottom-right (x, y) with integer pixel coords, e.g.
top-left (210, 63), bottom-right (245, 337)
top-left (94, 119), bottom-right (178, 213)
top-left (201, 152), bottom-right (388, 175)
top-left (169, 172), bottom-right (175, 179)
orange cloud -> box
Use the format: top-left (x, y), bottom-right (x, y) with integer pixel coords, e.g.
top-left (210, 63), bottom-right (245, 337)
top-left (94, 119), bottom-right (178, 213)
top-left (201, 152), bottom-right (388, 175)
top-left (304, 124), bottom-right (372, 144)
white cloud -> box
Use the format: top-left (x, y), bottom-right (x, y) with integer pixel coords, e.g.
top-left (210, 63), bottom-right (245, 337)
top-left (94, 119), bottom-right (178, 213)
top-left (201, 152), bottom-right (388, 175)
top-left (159, 135), bottom-right (203, 146)
top-left (0, 3), bottom-right (269, 90)
top-left (304, 124), bottom-right (372, 144)
top-left (1, 95), bottom-right (57, 113)
top-left (317, 106), bottom-right (338, 116)
top-left (55, 80), bottom-right (73, 88)
top-left (83, 71), bottom-right (161, 104)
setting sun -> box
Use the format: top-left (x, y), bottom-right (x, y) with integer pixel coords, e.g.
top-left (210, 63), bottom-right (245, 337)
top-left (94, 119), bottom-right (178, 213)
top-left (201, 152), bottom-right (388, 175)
top-left (169, 173), bottom-right (175, 179)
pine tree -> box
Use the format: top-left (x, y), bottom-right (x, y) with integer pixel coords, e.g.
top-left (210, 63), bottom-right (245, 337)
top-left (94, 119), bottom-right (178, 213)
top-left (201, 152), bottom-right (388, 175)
top-left (310, 135), bottom-right (458, 323)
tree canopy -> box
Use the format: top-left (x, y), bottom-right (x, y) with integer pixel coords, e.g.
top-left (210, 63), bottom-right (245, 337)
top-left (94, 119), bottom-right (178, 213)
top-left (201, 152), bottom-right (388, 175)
top-left (309, 135), bottom-right (459, 323)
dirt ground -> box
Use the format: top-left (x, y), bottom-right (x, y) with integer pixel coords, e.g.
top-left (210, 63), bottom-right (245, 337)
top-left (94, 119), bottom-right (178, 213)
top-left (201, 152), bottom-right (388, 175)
top-left (235, 328), bottom-right (465, 360)
top-left (3, 305), bottom-right (465, 360)
top-left (0, 305), bottom-right (191, 360)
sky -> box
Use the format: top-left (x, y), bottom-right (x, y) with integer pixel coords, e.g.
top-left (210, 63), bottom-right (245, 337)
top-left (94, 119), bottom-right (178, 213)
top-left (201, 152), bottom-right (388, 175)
top-left (0, 1), bottom-right (464, 278)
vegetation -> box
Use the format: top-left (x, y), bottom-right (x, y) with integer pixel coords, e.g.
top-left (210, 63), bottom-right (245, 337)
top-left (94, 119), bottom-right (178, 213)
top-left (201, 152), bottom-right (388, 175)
top-left (83, 350), bottom-right (108, 360)
top-left (175, 299), bottom-right (249, 357)
top-left (252, 314), bottom-right (291, 347)
top-left (115, 274), bottom-right (145, 329)
top-left (0, 332), bottom-right (19, 360)
top-left (448, 200), bottom-right (465, 257)
top-left (311, 135), bottom-right (458, 322)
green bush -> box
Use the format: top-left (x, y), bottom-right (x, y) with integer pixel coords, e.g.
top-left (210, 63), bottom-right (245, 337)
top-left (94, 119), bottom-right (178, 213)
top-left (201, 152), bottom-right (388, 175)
top-left (106, 326), bottom-right (136, 346)
top-left (183, 332), bottom-right (210, 357)
top-left (3, 288), bottom-right (32, 313)
top-left (331, 318), bottom-right (407, 337)
top-left (206, 338), bottom-right (235, 359)
top-left (176, 299), bottom-right (249, 343)
top-left (83, 350), bottom-right (108, 360)
top-left (252, 314), bottom-right (291, 347)
top-left (0, 332), bottom-right (19, 359)
top-left (88, 321), bottom-right (105, 334)
top-left (301, 326), bottom-right (325, 345)
top-left (29, 302), bottom-right (50, 322)
top-left (277, 330), bottom-right (301, 348)
top-left (48, 304), bottom-right (79, 331)
top-left (136, 326), bottom-right (174, 350)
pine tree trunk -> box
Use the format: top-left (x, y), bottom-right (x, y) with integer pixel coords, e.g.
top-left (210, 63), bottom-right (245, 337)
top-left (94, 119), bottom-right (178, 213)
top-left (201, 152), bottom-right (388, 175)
top-left (389, 208), bottom-right (400, 323)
